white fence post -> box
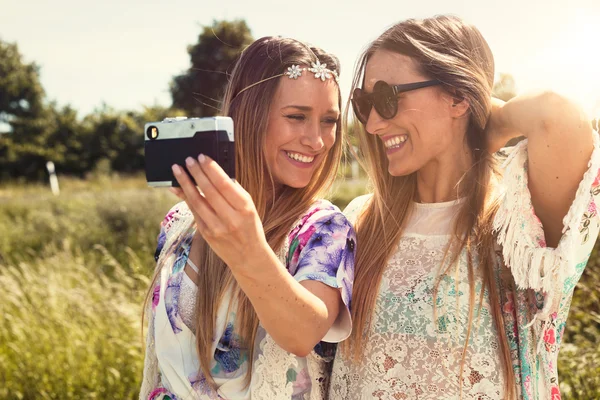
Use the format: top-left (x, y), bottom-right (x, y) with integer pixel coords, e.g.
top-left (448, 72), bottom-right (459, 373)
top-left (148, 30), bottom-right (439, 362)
top-left (46, 161), bottom-right (60, 196)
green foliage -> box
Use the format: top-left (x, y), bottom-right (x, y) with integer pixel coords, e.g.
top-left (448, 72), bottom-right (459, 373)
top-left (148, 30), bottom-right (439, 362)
top-left (329, 177), bottom-right (370, 210)
top-left (1, 19), bottom-right (250, 182)
top-left (0, 37), bottom-right (186, 182)
top-left (558, 245), bottom-right (600, 399)
top-left (170, 20), bottom-right (254, 117)
top-left (0, 177), bottom-right (176, 268)
top-left (0, 38), bottom-right (45, 122)
top-left (0, 179), bottom-right (177, 399)
top-left (0, 249), bottom-right (146, 399)
top-left (0, 103), bottom-right (183, 181)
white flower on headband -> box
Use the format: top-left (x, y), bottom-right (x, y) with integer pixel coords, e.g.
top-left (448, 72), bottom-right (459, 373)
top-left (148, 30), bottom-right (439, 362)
top-left (331, 70), bottom-right (340, 83)
top-left (308, 60), bottom-right (331, 82)
top-left (286, 65), bottom-right (304, 79)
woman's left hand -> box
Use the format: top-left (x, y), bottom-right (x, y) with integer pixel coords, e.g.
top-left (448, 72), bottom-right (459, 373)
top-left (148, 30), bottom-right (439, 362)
top-left (170, 154), bottom-right (268, 269)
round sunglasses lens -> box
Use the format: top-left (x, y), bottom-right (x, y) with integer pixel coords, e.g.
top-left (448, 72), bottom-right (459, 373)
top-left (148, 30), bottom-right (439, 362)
top-left (352, 88), bottom-right (370, 123)
top-left (373, 81), bottom-right (397, 119)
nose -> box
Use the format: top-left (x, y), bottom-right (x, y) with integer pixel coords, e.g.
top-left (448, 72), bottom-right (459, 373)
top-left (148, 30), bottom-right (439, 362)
top-left (300, 120), bottom-right (325, 151)
top-left (365, 107), bottom-right (388, 135)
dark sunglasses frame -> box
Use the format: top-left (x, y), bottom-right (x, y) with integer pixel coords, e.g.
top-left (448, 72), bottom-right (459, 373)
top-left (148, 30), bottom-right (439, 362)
top-left (352, 80), bottom-right (442, 124)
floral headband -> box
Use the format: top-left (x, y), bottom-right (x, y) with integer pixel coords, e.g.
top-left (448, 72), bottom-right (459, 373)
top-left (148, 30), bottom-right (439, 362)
top-left (232, 60), bottom-right (339, 100)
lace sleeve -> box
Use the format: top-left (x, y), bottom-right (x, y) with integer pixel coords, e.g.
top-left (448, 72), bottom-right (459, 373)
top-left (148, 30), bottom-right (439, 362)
top-left (342, 194), bottom-right (372, 225)
top-left (139, 202), bottom-right (190, 399)
top-left (139, 301), bottom-right (160, 400)
top-left (493, 133), bottom-right (600, 320)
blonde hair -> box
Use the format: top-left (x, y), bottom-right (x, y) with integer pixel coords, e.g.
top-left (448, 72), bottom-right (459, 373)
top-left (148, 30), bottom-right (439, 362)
top-left (144, 36), bottom-right (343, 388)
top-left (343, 15), bottom-right (516, 399)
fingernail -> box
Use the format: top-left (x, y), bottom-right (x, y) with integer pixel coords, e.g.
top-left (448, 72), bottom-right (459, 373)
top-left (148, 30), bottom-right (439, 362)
top-left (172, 165), bottom-right (181, 175)
top-left (185, 157), bottom-right (194, 166)
top-left (198, 154), bottom-right (206, 163)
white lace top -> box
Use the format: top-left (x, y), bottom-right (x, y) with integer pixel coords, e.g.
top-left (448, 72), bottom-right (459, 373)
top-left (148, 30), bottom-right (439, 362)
top-left (330, 198), bottom-right (505, 399)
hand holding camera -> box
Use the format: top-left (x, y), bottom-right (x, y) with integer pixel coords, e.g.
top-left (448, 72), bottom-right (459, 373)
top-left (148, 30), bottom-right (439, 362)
top-left (144, 116), bottom-right (235, 187)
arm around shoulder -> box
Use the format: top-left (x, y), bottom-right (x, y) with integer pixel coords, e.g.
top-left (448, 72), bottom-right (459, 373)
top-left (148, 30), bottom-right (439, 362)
top-left (495, 91), bottom-right (596, 247)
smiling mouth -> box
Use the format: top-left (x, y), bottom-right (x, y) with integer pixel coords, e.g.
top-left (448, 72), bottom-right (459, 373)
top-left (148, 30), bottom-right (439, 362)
top-left (285, 151), bottom-right (315, 164)
top-left (383, 135), bottom-right (408, 150)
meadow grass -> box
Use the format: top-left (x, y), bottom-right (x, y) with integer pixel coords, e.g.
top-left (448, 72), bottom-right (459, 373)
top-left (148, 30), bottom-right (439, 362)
top-left (0, 247), bottom-right (147, 399)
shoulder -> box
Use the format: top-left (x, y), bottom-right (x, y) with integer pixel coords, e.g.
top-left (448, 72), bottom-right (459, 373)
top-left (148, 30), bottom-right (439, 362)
top-left (160, 201), bottom-right (192, 236)
top-left (155, 201), bottom-right (193, 262)
top-left (493, 140), bottom-right (527, 171)
top-left (298, 199), bottom-right (353, 229)
top-left (287, 200), bottom-right (355, 245)
top-left (285, 199), bottom-right (357, 276)
top-left (342, 194), bottom-right (373, 225)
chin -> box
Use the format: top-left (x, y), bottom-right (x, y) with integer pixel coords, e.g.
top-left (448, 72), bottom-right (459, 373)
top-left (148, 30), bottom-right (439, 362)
top-left (387, 164), bottom-right (414, 177)
top-left (283, 179), bottom-right (311, 189)
top-left (273, 173), bottom-right (311, 189)
top-left (386, 155), bottom-right (423, 177)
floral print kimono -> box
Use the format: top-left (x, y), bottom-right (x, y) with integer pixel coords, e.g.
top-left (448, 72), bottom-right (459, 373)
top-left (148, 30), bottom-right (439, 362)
top-left (140, 199), bottom-right (356, 400)
top-left (330, 134), bottom-right (600, 399)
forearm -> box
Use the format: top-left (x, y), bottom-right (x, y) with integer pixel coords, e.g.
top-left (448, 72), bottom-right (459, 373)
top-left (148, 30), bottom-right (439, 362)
top-left (498, 91), bottom-right (590, 140)
top-left (498, 92), bottom-right (594, 247)
top-left (229, 245), bottom-right (336, 356)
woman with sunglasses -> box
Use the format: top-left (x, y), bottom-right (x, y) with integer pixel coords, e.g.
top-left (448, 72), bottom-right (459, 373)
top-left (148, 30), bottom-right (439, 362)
top-left (330, 15), bottom-right (599, 399)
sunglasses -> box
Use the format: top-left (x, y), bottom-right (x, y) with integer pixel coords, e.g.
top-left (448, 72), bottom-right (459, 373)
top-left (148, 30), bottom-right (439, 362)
top-left (351, 80), bottom-right (442, 124)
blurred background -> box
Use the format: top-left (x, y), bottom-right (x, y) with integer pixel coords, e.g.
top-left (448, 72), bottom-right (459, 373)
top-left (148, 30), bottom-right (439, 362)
top-left (0, 0), bottom-right (599, 398)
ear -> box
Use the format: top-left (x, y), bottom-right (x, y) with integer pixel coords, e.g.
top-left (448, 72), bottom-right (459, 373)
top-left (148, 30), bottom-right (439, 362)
top-left (441, 91), bottom-right (470, 118)
top-left (446, 95), bottom-right (469, 118)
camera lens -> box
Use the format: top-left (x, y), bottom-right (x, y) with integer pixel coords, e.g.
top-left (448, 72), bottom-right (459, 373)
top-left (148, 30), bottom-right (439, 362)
top-left (146, 126), bottom-right (159, 140)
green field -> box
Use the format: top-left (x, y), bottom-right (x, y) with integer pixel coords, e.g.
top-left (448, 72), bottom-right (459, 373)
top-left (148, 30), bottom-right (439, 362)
top-left (0, 175), bottom-right (598, 399)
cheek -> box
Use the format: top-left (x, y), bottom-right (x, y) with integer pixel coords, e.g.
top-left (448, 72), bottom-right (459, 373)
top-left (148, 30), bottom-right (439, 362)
top-left (411, 118), bottom-right (451, 148)
top-left (265, 120), bottom-right (288, 156)
top-left (323, 127), bottom-right (337, 150)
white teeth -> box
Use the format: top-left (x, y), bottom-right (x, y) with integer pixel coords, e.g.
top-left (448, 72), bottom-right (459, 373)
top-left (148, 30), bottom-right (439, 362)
top-left (384, 135), bottom-right (408, 149)
top-left (286, 151), bottom-right (314, 163)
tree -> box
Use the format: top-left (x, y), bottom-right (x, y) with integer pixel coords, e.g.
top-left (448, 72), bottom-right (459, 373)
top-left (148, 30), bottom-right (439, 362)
top-left (0, 38), bottom-right (45, 124)
top-left (1, 106), bottom-right (56, 180)
top-left (0, 36), bottom-right (188, 181)
top-left (170, 20), bottom-right (253, 117)
top-left (492, 73), bottom-right (517, 102)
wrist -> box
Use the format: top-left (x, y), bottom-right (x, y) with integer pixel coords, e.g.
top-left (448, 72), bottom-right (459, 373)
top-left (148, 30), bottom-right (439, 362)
top-left (229, 239), bottom-right (283, 280)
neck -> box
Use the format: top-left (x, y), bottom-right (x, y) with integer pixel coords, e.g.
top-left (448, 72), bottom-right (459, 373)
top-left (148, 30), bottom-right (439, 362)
top-left (415, 136), bottom-right (473, 204)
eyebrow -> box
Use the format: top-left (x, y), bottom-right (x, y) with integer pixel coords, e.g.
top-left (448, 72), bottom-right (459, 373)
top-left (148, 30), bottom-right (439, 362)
top-left (282, 105), bottom-right (340, 115)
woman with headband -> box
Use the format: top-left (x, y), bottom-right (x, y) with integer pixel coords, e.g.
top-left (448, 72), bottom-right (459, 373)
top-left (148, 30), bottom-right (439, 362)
top-left (139, 37), bottom-right (355, 400)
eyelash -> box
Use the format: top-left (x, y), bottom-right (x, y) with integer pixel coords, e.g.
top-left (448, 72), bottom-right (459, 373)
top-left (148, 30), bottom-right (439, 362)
top-left (285, 115), bottom-right (338, 125)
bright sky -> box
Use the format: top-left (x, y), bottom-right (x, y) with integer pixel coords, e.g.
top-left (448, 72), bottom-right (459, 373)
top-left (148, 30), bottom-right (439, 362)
top-left (1, 0), bottom-right (599, 117)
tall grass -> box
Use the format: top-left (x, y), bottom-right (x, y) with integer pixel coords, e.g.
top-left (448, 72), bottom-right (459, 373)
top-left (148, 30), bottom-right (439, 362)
top-left (558, 244), bottom-right (600, 399)
top-left (0, 246), bottom-right (147, 399)
top-left (0, 176), bottom-right (175, 268)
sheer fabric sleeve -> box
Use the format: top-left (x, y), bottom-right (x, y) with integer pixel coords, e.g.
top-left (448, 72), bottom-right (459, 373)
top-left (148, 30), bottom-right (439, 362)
top-left (285, 200), bottom-right (356, 343)
top-left (139, 202), bottom-right (186, 399)
top-left (493, 133), bottom-right (600, 322)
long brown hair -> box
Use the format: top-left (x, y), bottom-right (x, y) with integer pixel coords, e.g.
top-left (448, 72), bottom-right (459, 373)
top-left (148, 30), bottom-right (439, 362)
top-left (343, 15), bottom-right (515, 398)
top-left (144, 37), bottom-right (343, 387)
